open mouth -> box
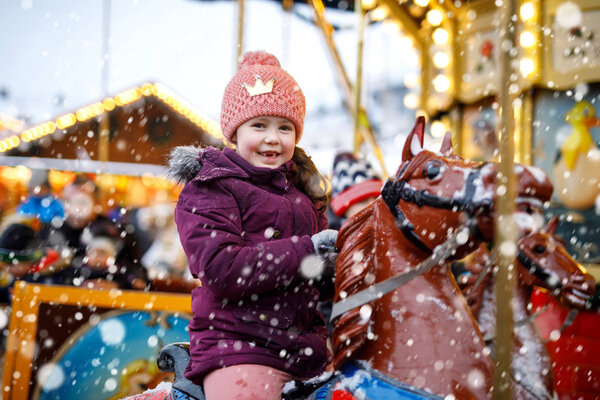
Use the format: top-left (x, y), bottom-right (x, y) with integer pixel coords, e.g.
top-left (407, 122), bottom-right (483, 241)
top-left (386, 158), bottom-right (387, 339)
top-left (259, 151), bottom-right (280, 159)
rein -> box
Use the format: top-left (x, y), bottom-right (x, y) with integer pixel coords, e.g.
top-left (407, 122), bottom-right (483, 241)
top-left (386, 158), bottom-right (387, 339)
top-left (330, 225), bottom-right (470, 321)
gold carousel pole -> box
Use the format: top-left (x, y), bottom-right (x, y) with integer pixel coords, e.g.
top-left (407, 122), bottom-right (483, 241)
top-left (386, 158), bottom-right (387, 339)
top-left (353, 0), bottom-right (365, 153)
top-left (308, 0), bottom-right (388, 177)
top-left (494, 0), bottom-right (518, 397)
top-left (236, 0), bottom-right (245, 68)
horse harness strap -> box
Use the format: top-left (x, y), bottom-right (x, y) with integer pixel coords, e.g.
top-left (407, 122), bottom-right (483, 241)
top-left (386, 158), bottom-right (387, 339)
top-left (330, 226), bottom-right (469, 321)
top-left (381, 161), bottom-right (492, 253)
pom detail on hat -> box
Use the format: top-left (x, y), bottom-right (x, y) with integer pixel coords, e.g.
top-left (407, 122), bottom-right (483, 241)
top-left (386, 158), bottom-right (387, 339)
top-left (239, 51), bottom-right (281, 70)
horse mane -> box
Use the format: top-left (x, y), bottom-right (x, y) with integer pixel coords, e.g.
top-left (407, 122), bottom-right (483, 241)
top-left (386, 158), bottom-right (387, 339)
top-left (330, 203), bottom-right (377, 369)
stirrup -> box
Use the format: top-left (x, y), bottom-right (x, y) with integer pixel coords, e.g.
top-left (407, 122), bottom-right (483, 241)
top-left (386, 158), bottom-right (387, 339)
top-left (157, 342), bottom-right (206, 400)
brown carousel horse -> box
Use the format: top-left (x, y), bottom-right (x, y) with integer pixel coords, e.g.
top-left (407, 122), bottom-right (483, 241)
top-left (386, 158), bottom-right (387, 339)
top-left (456, 217), bottom-right (596, 400)
top-left (324, 116), bottom-right (553, 399)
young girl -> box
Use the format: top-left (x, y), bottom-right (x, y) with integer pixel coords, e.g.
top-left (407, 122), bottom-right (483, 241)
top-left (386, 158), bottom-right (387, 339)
top-left (170, 51), bottom-right (337, 400)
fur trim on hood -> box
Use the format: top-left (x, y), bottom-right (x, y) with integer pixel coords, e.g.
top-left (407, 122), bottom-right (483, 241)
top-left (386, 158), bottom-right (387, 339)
top-left (166, 146), bottom-right (204, 184)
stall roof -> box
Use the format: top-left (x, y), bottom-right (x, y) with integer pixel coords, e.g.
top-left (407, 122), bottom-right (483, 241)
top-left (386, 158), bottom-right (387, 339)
top-left (0, 82), bottom-right (225, 174)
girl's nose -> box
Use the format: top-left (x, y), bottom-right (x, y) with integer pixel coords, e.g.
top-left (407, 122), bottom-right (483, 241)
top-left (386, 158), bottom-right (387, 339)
top-left (264, 128), bottom-right (279, 143)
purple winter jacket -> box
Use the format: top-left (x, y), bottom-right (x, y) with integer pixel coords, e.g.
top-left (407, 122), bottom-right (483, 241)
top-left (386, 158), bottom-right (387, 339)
top-left (174, 147), bottom-right (330, 384)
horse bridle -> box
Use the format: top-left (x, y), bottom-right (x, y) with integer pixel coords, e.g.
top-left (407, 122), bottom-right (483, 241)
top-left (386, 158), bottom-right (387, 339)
top-left (330, 158), bottom-right (494, 321)
top-left (517, 250), bottom-right (563, 290)
top-left (381, 159), bottom-right (493, 252)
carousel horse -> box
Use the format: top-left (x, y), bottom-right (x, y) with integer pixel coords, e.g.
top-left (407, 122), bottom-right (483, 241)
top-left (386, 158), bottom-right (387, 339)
top-left (122, 117), bottom-right (553, 400)
top-left (318, 116), bottom-right (554, 400)
top-left (456, 217), bottom-right (596, 400)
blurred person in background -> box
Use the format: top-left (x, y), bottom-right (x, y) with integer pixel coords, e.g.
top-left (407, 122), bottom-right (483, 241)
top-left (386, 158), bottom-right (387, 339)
top-left (78, 218), bottom-right (147, 290)
top-left (0, 214), bottom-right (74, 303)
top-left (43, 174), bottom-right (148, 290)
top-left (16, 169), bottom-right (64, 224)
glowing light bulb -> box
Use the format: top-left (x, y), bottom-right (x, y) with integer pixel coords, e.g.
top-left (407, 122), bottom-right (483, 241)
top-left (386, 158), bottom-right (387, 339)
top-left (403, 93), bottom-right (419, 109)
top-left (432, 28), bottom-right (449, 45)
top-left (414, 0), bottom-right (429, 7)
top-left (520, 2), bottom-right (534, 21)
top-left (404, 73), bottom-right (419, 89)
top-left (370, 6), bottom-right (388, 21)
top-left (362, 0), bottom-right (377, 10)
top-left (431, 121), bottom-right (446, 138)
top-left (433, 74), bottom-right (450, 92)
top-left (520, 31), bottom-right (535, 48)
top-left (520, 57), bottom-right (535, 76)
top-left (433, 51), bottom-right (450, 68)
top-left (427, 9), bottom-right (443, 26)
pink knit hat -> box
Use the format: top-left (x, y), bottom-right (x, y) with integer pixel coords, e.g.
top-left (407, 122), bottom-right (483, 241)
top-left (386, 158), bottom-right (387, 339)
top-left (220, 51), bottom-right (306, 144)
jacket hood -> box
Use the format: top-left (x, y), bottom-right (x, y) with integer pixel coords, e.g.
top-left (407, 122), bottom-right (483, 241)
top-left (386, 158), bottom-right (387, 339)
top-left (166, 145), bottom-right (205, 184)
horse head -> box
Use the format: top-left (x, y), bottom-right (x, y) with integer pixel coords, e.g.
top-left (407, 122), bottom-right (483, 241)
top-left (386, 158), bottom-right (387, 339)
top-left (517, 216), bottom-right (596, 309)
top-left (382, 116), bottom-right (553, 259)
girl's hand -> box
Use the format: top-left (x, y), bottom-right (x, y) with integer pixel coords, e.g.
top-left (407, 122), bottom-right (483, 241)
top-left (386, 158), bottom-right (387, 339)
top-left (311, 229), bottom-right (338, 256)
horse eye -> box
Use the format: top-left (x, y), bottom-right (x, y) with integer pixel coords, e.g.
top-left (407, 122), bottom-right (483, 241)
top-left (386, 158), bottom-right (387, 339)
top-left (424, 162), bottom-right (441, 179)
top-left (533, 245), bottom-right (546, 254)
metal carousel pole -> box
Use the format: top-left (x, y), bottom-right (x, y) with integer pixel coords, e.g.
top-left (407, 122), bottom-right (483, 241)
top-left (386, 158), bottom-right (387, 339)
top-left (494, 0), bottom-right (519, 397)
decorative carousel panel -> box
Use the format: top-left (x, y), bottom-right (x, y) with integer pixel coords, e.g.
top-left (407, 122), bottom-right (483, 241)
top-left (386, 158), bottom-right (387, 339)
top-left (2, 283), bottom-right (191, 400)
top-left (543, 0), bottom-right (600, 89)
top-left (457, 10), bottom-right (500, 104)
top-left (531, 84), bottom-right (600, 265)
top-left (459, 98), bottom-right (499, 162)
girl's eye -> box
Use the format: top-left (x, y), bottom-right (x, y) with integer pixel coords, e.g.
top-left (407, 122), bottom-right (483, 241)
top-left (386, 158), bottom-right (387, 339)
top-left (252, 123), bottom-right (265, 128)
top-left (280, 126), bottom-right (293, 131)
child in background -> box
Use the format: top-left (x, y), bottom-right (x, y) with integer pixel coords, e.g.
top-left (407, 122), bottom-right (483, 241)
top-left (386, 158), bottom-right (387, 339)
top-left (328, 152), bottom-right (383, 229)
top-left (17, 169), bottom-right (64, 224)
top-left (169, 50), bottom-right (337, 400)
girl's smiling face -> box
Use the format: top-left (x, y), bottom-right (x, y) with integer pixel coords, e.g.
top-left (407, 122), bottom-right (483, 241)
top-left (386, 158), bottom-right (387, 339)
top-left (233, 116), bottom-right (296, 168)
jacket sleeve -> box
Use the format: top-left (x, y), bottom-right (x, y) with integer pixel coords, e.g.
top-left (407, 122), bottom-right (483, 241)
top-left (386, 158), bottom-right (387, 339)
top-left (175, 182), bottom-right (316, 301)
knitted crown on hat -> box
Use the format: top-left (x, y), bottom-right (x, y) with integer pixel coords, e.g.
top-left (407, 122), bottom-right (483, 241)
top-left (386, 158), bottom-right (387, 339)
top-left (220, 51), bottom-right (306, 144)
top-left (330, 153), bottom-right (383, 217)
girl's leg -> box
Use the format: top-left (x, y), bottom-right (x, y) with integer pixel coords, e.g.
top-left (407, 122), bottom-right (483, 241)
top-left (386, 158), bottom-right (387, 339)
top-left (203, 364), bottom-right (294, 400)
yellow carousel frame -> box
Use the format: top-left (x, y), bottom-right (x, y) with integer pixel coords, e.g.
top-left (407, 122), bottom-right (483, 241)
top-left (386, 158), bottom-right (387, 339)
top-left (2, 282), bottom-right (191, 399)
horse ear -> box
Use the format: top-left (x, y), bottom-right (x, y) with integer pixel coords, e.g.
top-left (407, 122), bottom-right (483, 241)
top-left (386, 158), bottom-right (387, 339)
top-left (543, 216), bottom-right (559, 234)
top-left (402, 116), bottom-right (426, 163)
top-left (440, 132), bottom-right (454, 155)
